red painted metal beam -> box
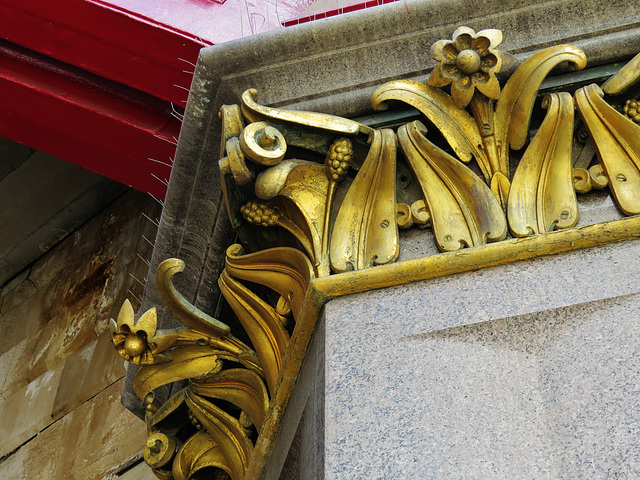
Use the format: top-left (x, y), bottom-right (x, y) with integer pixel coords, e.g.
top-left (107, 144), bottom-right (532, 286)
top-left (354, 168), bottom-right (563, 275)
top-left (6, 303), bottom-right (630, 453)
top-left (0, 38), bottom-right (179, 199)
top-left (0, 0), bottom-right (209, 106)
top-left (0, 0), bottom-right (367, 199)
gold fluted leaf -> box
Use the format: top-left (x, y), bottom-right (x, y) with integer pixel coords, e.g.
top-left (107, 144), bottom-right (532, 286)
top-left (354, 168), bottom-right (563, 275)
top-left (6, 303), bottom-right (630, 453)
top-left (575, 83), bottom-right (640, 215)
top-left (191, 368), bottom-right (270, 432)
top-left (495, 45), bottom-right (587, 174)
top-left (185, 390), bottom-right (253, 480)
top-left (255, 159), bottom-right (329, 274)
top-left (602, 51), bottom-right (640, 95)
top-left (398, 120), bottom-right (506, 251)
top-left (371, 80), bottom-right (492, 179)
top-left (241, 88), bottom-right (369, 135)
top-left (172, 431), bottom-right (231, 480)
top-left (330, 129), bottom-right (399, 272)
top-left (218, 270), bottom-right (289, 395)
top-left (134, 345), bottom-right (222, 401)
top-left (508, 92), bottom-right (578, 236)
top-left (224, 244), bottom-right (314, 319)
top-left (156, 258), bottom-right (231, 336)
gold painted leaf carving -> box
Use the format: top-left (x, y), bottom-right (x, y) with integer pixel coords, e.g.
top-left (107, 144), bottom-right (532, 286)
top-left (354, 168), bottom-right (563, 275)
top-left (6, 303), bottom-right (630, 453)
top-left (173, 431), bottom-right (230, 480)
top-left (330, 129), bottom-right (399, 272)
top-left (495, 45), bottom-right (587, 174)
top-left (575, 83), bottom-right (640, 215)
top-left (602, 51), bottom-right (640, 95)
top-left (371, 80), bottom-right (491, 179)
top-left (148, 389), bottom-right (187, 428)
top-left (219, 270), bottom-right (289, 394)
top-left (224, 244), bottom-right (314, 319)
top-left (241, 88), bottom-right (367, 135)
top-left (508, 93), bottom-right (578, 236)
top-left (398, 121), bottom-right (506, 251)
top-left (134, 345), bottom-right (222, 400)
top-left (185, 390), bottom-right (253, 480)
top-left (191, 368), bottom-right (270, 432)
top-left (255, 159), bottom-right (329, 274)
top-left (156, 258), bottom-right (231, 336)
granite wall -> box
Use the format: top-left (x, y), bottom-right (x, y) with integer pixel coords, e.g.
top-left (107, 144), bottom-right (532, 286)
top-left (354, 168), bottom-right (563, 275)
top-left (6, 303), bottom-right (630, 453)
top-left (289, 238), bottom-right (640, 479)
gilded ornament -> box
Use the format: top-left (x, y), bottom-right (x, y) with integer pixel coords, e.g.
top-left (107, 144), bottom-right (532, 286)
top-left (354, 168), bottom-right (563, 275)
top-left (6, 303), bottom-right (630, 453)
top-left (239, 121), bottom-right (287, 165)
top-left (396, 203), bottom-right (413, 229)
top-left (110, 300), bottom-right (176, 365)
top-left (621, 99), bottom-right (640, 124)
top-left (508, 92), bottom-right (578, 236)
top-left (112, 27), bottom-right (640, 480)
top-left (589, 164), bottom-right (609, 189)
top-left (575, 83), bottom-right (640, 215)
top-left (428, 26), bottom-right (503, 109)
top-left (373, 33), bottom-right (586, 206)
top-left (410, 199), bottom-right (431, 227)
top-left (573, 167), bottom-right (592, 194)
top-left (254, 159), bottom-right (330, 275)
top-left (330, 129), bottom-right (400, 272)
top-left (241, 88), bottom-right (370, 136)
top-left (602, 51), bottom-right (640, 95)
top-left (397, 120), bottom-right (506, 251)
top-left (144, 432), bottom-right (176, 469)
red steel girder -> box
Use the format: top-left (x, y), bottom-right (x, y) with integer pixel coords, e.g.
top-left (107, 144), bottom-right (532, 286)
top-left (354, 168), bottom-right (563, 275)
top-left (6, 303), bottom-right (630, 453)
top-left (0, 38), bottom-right (179, 199)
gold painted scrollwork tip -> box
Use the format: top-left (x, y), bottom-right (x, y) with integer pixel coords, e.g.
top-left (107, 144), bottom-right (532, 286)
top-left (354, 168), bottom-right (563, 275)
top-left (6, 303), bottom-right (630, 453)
top-left (157, 258), bottom-right (232, 336)
top-left (602, 51), bottom-right (640, 95)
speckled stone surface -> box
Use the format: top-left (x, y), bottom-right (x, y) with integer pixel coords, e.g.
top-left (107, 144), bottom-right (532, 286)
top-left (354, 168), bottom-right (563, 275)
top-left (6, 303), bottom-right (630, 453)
top-left (321, 238), bottom-right (640, 479)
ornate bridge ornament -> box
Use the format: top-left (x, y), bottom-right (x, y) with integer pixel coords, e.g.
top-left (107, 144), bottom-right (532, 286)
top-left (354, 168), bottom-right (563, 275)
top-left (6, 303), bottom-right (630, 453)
top-left (111, 28), bottom-right (640, 479)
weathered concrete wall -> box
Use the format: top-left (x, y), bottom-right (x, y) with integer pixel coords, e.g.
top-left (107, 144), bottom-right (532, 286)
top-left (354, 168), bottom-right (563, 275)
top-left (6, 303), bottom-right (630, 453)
top-left (0, 137), bottom-right (127, 286)
top-left (0, 189), bottom-right (160, 479)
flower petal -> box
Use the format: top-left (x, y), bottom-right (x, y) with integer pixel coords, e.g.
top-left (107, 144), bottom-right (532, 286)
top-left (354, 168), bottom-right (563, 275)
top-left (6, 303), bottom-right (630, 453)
top-left (455, 32), bottom-right (473, 51)
top-left (477, 74), bottom-right (501, 99)
top-left (492, 51), bottom-right (503, 73)
top-left (442, 43), bottom-right (459, 63)
top-left (112, 331), bottom-right (128, 347)
top-left (116, 299), bottom-right (135, 329)
top-left (430, 40), bottom-right (453, 62)
top-left (428, 66), bottom-right (453, 87)
top-left (115, 345), bottom-right (128, 359)
top-left (476, 29), bottom-right (503, 49)
top-left (441, 63), bottom-right (461, 79)
top-left (481, 53), bottom-right (498, 71)
top-left (451, 81), bottom-right (475, 109)
top-left (452, 26), bottom-right (476, 41)
top-left (135, 307), bottom-right (158, 336)
top-left (474, 36), bottom-right (491, 56)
